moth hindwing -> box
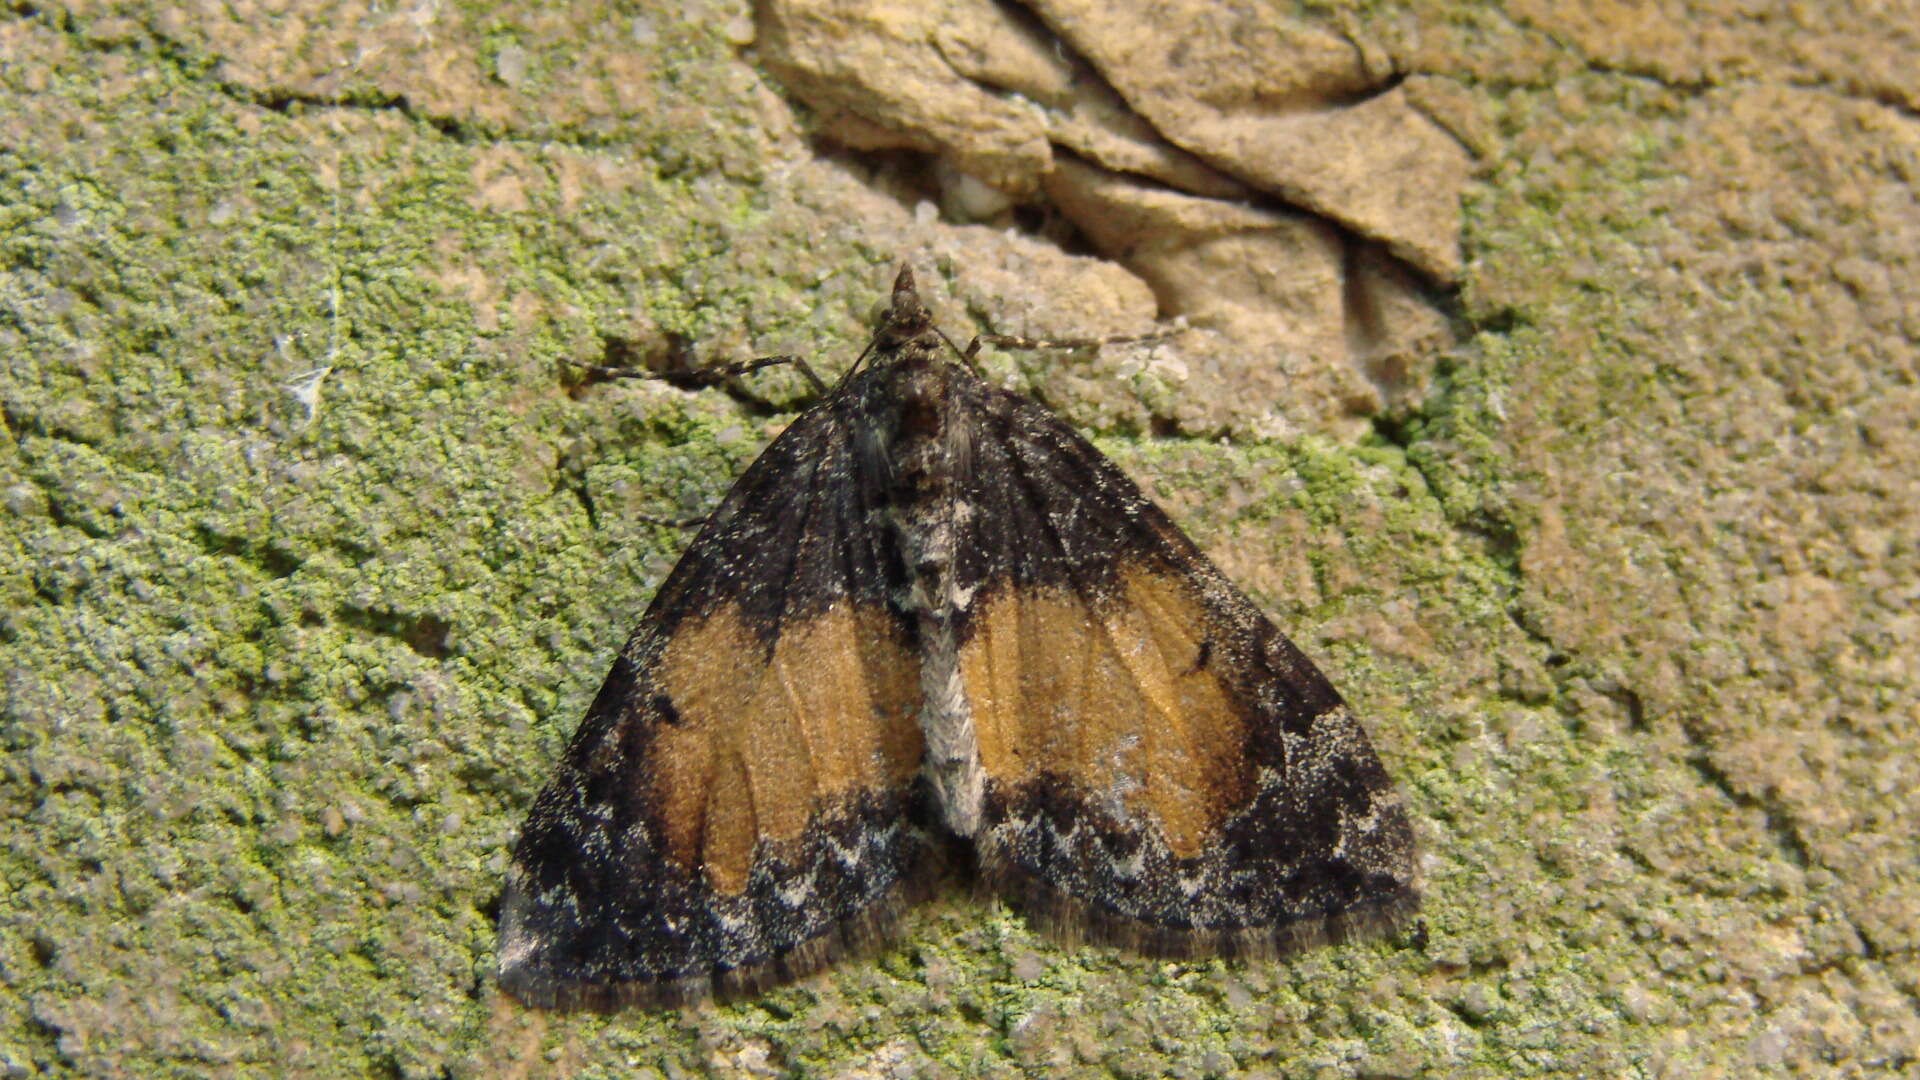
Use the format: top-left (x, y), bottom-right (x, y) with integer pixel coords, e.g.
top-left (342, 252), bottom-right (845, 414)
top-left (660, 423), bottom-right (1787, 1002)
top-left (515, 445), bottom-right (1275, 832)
top-left (498, 266), bottom-right (1419, 1010)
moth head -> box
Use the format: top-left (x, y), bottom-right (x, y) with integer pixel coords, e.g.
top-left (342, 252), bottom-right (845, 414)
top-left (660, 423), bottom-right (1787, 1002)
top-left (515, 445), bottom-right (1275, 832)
top-left (872, 263), bottom-right (934, 347)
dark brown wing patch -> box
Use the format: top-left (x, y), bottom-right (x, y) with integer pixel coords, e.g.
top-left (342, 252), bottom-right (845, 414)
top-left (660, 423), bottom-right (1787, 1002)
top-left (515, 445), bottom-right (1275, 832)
top-left (497, 392), bottom-right (929, 1010)
top-left (950, 378), bottom-right (1419, 954)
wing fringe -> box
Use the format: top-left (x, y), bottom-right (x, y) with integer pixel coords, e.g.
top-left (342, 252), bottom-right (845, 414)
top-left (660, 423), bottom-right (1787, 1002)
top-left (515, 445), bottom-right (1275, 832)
top-left (500, 871), bottom-right (935, 1011)
top-left (978, 858), bottom-right (1420, 961)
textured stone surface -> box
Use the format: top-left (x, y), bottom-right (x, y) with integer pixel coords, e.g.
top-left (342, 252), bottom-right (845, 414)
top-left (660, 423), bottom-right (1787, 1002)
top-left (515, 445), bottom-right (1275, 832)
top-left (1028, 0), bottom-right (1470, 282)
top-left (1, 2), bottom-right (1915, 1079)
top-left (757, 0), bottom-right (1463, 439)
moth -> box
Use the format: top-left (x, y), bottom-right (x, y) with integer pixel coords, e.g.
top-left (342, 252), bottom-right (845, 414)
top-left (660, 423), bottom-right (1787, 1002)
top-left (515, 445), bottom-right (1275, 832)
top-left (498, 266), bottom-right (1418, 1010)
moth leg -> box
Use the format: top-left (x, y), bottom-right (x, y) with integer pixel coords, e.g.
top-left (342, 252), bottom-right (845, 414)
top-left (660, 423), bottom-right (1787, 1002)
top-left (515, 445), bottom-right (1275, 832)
top-left (567, 352), bottom-right (829, 532)
top-left (567, 354), bottom-right (829, 396)
top-left (634, 512), bottom-right (708, 529)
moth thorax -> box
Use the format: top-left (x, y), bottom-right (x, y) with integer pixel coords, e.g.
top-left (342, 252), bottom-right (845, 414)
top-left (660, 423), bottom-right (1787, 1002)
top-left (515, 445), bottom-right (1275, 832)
top-left (886, 354), bottom-right (954, 441)
top-left (879, 361), bottom-right (985, 835)
top-left (882, 361), bottom-right (967, 611)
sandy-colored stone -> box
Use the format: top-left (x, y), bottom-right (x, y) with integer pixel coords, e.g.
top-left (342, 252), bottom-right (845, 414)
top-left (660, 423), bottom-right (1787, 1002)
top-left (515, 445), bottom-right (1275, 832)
top-left (929, 0), bottom-right (1253, 200)
top-left (756, 0), bottom-right (1462, 438)
top-left (1029, 0), bottom-right (1471, 281)
top-left (756, 0), bottom-right (1054, 193)
top-left (1047, 156), bottom-right (1450, 436)
top-left (1509, 0), bottom-right (1920, 112)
